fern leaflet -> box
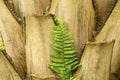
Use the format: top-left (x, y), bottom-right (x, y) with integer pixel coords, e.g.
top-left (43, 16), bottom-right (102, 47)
top-left (49, 17), bottom-right (79, 80)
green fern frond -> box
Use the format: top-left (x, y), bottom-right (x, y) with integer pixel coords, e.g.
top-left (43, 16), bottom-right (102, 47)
top-left (49, 17), bottom-right (79, 80)
top-left (70, 77), bottom-right (79, 80)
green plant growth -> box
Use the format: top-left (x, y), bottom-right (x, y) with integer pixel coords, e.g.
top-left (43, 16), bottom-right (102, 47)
top-left (49, 17), bottom-right (79, 80)
top-left (0, 41), bottom-right (5, 51)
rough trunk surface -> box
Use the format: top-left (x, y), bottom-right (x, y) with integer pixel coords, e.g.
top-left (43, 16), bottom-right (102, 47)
top-left (93, 0), bottom-right (117, 35)
top-left (0, 0), bottom-right (26, 78)
top-left (25, 15), bottom-right (58, 79)
top-left (95, 1), bottom-right (120, 80)
top-left (74, 41), bottom-right (114, 80)
top-left (0, 52), bottom-right (22, 80)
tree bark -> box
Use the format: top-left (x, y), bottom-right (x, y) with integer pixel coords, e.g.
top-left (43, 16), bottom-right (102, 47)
top-left (18, 0), bottom-right (96, 79)
top-left (25, 15), bottom-right (57, 79)
top-left (74, 41), bottom-right (114, 80)
top-left (93, 0), bottom-right (117, 34)
top-left (95, 0), bottom-right (120, 79)
top-left (18, 0), bottom-right (51, 16)
top-left (0, 0), bottom-right (120, 80)
top-left (0, 51), bottom-right (22, 80)
top-left (0, 0), bottom-right (26, 79)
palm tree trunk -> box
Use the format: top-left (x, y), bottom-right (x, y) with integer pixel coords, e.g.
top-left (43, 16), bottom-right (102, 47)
top-left (0, 0), bottom-right (120, 80)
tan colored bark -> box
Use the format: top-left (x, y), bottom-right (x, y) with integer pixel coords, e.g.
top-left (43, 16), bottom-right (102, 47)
top-left (4, 0), bottom-right (22, 24)
top-left (15, 0), bottom-right (96, 78)
top-left (1, 0), bottom-right (120, 80)
top-left (20, 0), bottom-right (96, 79)
top-left (93, 0), bottom-right (117, 34)
top-left (5, 0), bottom-right (14, 11)
top-left (74, 41), bottom-right (114, 80)
top-left (95, 1), bottom-right (120, 80)
top-left (25, 15), bottom-right (58, 79)
top-left (17, 0), bottom-right (51, 16)
top-left (0, 51), bottom-right (22, 80)
top-left (0, 33), bottom-right (3, 42)
top-left (0, 0), bottom-right (26, 78)
top-left (12, 0), bottom-right (21, 17)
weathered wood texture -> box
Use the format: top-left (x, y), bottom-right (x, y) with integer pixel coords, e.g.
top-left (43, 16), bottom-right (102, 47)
top-left (25, 15), bottom-right (58, 80)
top-left (17, 0), bottom-right (51, 16)
top-left (6, 0), bottom-right (20, 16)
top-left (2, 0), bottom-right (119, 80)
top-left (12, 0), bottom-right (20, 17)
top-left (95, 1), bottom-right (120, 80)
top-left (93, 0), bottom-right (117, 34)
top-left (20, 0), bottom-right (96, 79)
top-left (50, 0), bottom-right (96, 54)
top-left (0, 33), bottom-right (3, 42)
top-left (0, 51), bottom-right (22, 80)
top-left (17, 0), bottom-right (95, 54)
top-left (74, 41), bottom-right (114, 80)
top-left (4, 0), bottom-right (23, 24)
top-left (0, 0), bottom-right (26, 78)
